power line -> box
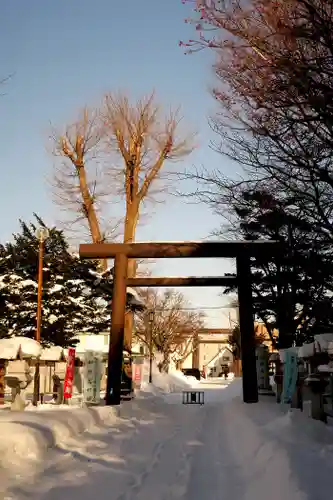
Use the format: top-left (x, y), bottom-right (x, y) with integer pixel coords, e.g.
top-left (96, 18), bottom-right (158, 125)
top-left (150, 305), bottom-right (236, 311)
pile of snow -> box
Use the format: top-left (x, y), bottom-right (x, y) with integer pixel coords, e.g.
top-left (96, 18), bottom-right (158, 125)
top-left (216, 377), bottom-right (242, 399)
top-left (165, 371), bottom-right (199, 391)
top-left (264, 407), bottom-right (333, 447)
top-left (0, 404), bottom-right (119, 491)
top-left (140, 359), bottom-right (199, 394)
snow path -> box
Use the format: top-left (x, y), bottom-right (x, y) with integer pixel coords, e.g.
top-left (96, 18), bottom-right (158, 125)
top-left (5, 381), bottom-right (333, 500)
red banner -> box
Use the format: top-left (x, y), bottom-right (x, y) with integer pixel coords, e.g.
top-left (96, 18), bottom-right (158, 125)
top-left (63, 348), bottom-right (76, 399)
top-left (134, 364), bottom-right (141, 383)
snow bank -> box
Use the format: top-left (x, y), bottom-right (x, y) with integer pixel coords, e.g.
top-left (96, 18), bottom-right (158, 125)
top-left (142, 371), bottom-right (198, 394)
top-left (140, 359), bottom-right (199, 394)
top-left (165, 371), bottom-right (200, 391)
top-left (0, 420), bottom-right (52, 486)
top-left (264, 407), bottom-right (333, 447)
top-left (0, 404), bottom-right (119, 489)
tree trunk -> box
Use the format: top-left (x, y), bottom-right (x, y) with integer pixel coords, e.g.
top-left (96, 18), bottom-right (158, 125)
top-left (176, 360), bottom-right (182, 370)
top-left (158, 352), bottom-right (170, 373)
top-left (277, 326), bottom-right (294, 349)
top-left (192, 332), bottom-right (200, 369)
top-left (275, 295), bottom-right (295, 349)
top-left (123, 204), bottom-right (139, 349)
top-left (78, 167), bottom-right (107, 271)
top-left (124, 311), bottom-right (133, 352)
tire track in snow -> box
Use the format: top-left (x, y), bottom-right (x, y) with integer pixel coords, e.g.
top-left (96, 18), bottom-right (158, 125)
top-left (164, 405), bottom-right (209, 500)
top-left (182, 403), bottom-right (230, 500)
top-left (116, 405), bottom-right (207, 500)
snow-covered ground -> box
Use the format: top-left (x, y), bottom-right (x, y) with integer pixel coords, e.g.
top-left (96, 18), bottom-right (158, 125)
top-left (2, 377), bottom-right (333, 500)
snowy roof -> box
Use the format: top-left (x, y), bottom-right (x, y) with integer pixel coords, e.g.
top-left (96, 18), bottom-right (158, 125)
top-left (297, 334), bottom-right (333, 358)
top-left (318, 364), bottom-right (333, 373)
top-left (127, 287), bottom-right (145, 310)
top-left (73, 339), bottom-right (109, 356)
top-left (127, 287), bottom-right (139, 299)
top-left (298, 343), bottom-right (315, 358)
top-left (0, 337), bottom-right (42, 360)
top-left (40, 346), bottom-right (65, 361)
top-left (0, 341), bottom-right (20, 360)
top-left (0, 338), bottom-right (68, 361)
top-left (314, 333), bottom-right (333, 351)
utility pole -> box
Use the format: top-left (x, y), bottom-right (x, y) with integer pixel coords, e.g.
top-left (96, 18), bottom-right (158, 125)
top-left (32, 227), bottom-right (49, 407)
top-left (148, 311), bottom-right (154, 383)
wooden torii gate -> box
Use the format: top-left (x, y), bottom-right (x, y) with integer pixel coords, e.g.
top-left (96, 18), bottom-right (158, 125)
top-left (79, 240), bottom-right (283, 406)
top-left (191, 328), bottom-right (232, 370)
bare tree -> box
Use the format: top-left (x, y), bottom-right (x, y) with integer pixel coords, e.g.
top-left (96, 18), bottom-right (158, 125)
top-left (180, 0), bottom-right (333, 347)
top-left (102, 91), bottom-right (195, 275)
top-left (228, 323), bottom-right (271, 361)
top-left (181, 0), bottom-right (333, 240)
top-left (135, 288), bottom-right (205, 372)
top-left (102, 92), bottom-right (195, 345)
top-left (50, 107), bottom-right (115, 270)
top-left (51, 92), bottom-right (194, 346)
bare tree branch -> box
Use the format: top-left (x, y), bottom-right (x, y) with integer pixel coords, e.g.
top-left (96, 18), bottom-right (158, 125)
top-left (49, 107), bottom-right (118, 270)
top-left (135, 288), bottom-right (205, 372)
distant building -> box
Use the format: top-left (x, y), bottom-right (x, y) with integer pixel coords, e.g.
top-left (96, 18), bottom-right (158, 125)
top-left (74, 332), bottom-right (144, 356)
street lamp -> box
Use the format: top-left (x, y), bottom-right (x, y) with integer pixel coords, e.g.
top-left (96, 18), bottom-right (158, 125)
top-left (32, 227), bottom-right (49, 406)
top-left (148, 311), bottom-right (154, 384)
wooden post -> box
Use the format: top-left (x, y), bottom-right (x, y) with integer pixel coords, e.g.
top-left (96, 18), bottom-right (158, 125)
top-left (236, 254), bottom-right (258, 403)
top-left (106, 253), bottom-right (128, 406)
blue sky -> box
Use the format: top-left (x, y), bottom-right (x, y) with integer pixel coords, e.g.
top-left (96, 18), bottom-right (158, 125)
top-left (0, 0), bottom-right (238, 327)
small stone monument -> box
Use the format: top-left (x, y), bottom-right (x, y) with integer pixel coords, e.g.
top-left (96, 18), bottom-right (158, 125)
top-left (52, 374), bottom-right (63, 404)
top-left (11, 393), bottom-right (26, 411)
top-left (5, 362), bottom-right (33, 411)
top-left (256, 344), bottom-right (271, 392)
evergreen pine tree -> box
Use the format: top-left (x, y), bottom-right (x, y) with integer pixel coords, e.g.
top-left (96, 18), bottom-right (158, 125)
top-left (0, 215), bottom-right (111, 346)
